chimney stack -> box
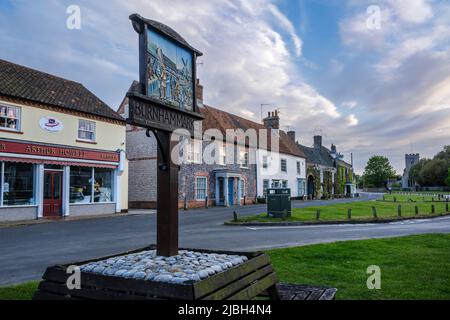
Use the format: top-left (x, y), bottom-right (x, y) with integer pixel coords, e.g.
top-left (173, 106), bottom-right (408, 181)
top-left (263, 110), bottom-right (280, 129)
top-left (314, 135), bottom-right (322, 150)
top-left (287, 131), bottom-right (296, 142)
top-left (331, 144), bottom-right (337, 154)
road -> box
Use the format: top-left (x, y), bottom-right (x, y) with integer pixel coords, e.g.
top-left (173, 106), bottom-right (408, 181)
top-left (1, 193), bottom-right (450, 286)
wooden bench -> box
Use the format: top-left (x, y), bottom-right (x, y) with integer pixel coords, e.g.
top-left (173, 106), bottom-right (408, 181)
top-left (259, 283), bottom-right (337, 300)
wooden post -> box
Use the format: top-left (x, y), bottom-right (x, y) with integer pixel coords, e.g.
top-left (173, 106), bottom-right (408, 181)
top-left (398, 205), bottom-right (402, 217)
top-left (372, 206), bottom-right (378, 219)
top-left (155, 131), bottom-right (179, 257)
top-left (184, 196), bottom-right (188, 211)
top-left (446, 203), bottom-right (449, 213)
top-left (316, 210), bottom-right (320, 221)
top-left (348, 208), bottom-right (352, 220)
top-left (394, 197), bottom-right (397, 203)
top-left (233, 211), bottom-right (238, 222)
top-left (415, 206), bottom-right (419, 216)
top-left (431, 204), bottom-right (435, 214)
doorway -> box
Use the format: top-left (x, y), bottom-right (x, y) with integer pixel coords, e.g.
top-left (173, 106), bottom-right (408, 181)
top-left (307, 175), bottom-right (315, 198)
top-left (228, 178), bottom-right (234, 206)
top-left (43, 170), bottom-right (63, 217)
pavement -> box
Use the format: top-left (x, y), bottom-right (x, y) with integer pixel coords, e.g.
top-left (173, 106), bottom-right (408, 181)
top-left (1, 193), bottom-right (450, 286)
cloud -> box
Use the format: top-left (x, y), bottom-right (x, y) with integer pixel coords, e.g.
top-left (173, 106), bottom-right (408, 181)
top-left (345, 114), bottom-right (359, 127)
top-left (387, 0), bottom-right (433, 24)
top-left (342, 101), bottom-right (357, 109)
top-left (334, 0), bottom-right (450, 173)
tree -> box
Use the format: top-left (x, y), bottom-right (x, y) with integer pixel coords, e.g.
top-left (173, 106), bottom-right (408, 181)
top-left (446, 168), bottom-right (450, 187)
top-left (409, 159), bottom-right (430, 185)
top-left (411, 146), bottom-right (450, 187)
top-left (363, 156), bottom-right (397, 188)
top-left (419, 159), bottom-right (448, 186)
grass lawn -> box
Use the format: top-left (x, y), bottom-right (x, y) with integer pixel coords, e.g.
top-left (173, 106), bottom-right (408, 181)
top-left (267, 234), bottom-right (450, 300)
top-left (233, 200), bottom-right (449, 223)
top-left (0, 281), bottom-right (38, 300)
top-left (1, 235), bottom-right (449, 300)
top-left (382, 194), bottom-right (449, 202)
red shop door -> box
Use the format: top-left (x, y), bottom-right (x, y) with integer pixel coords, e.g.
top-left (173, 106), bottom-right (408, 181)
top-left (43, 171), bottom-right (63, 217)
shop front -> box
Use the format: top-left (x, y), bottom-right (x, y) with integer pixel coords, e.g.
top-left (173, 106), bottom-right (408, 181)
top-left (0, 139), bottom-right (126, 221)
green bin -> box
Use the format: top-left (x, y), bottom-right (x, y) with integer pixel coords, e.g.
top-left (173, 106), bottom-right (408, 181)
top-left (267, 188), bottom-right (291, 217)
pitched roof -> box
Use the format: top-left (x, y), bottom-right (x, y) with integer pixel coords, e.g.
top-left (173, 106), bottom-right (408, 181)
top-left (120, 81), bottom-right (305, 158)
top-left (0, 59), bottom-right (124, 122)
top-left (297, 144), bottom-right (335, 168)
top-left (202, 105), bottom-right (305, 158)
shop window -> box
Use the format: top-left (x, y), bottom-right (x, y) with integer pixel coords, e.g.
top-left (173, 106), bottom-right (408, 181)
top-left (70, 167), bottom-right (93, 203)
top-left (2, 162), bottom-right (34, 206)
top-left (196, 177), bottom-right (207, 200)
top-left (0, 104), bottom-right (21, 131)
top-left (94, 168), bottom-right (113, 203)
top-left (282, 180), bottom-right (288, 188)
top-left (70, 167), bottom-right (114, 204)
top-left (78, 119), bottom-right (96, 142)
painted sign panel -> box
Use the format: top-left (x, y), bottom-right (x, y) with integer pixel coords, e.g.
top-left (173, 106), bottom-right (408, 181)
top-left (39, 116), bottom-right (64, 133)
top-left (128, 95), bottom-right (195, 134)
top-left (146, 29), bottom-right (194, 111)
top-left (0, 140), bottom-right (120, 162)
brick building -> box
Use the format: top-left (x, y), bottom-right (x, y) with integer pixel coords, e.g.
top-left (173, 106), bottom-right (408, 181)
top-left (119, 81), bottom-right (306, 209)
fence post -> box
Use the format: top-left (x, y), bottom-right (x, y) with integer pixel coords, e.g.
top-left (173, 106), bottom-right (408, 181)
top-left (233, 211), bottom-right (238, 222)
top-left (382, 195), bottom-right (385, 201)
top-left (372, 206), bottom-right (378, 219)
top-left (184, 196), bottom-right (188, 211)
top-left (394, 197), bottom-right (397, 203)
top-left (348, 208), bottom-right (352, 220)
top-left (398, 205), bottom-right (402, 217)
top-left (316, 210), bottom-right (320, 221)
top-left (415, 206), bottom-right (419, 216)
top-left (431, 204), bottom-right (435, 214)
top-left (446, 203), bottom-right (449, 213)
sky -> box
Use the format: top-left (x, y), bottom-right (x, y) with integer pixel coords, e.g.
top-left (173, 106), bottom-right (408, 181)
top-left (0, 0), bottom-right (449, 174)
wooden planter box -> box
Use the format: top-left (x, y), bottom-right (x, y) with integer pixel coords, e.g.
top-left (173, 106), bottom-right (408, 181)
top-left (33, 245), bottom-right (280, 300)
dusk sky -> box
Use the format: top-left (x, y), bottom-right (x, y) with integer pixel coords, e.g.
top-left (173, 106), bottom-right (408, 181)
top-left (1, 0), bottom-right (449, 174)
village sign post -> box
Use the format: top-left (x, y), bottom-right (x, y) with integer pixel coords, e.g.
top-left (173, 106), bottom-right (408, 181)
top-left (33, 14), bottom-right (281, 301)
top-left (127, 14), bottom-right (204, 257)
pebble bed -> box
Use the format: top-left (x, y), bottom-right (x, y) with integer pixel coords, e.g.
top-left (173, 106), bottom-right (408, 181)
top-left (80, 250), bottom-right (248, 285)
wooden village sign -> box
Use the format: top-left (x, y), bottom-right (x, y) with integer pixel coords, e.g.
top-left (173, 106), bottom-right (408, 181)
top-left (33, 14), bottom-right (280, 301)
